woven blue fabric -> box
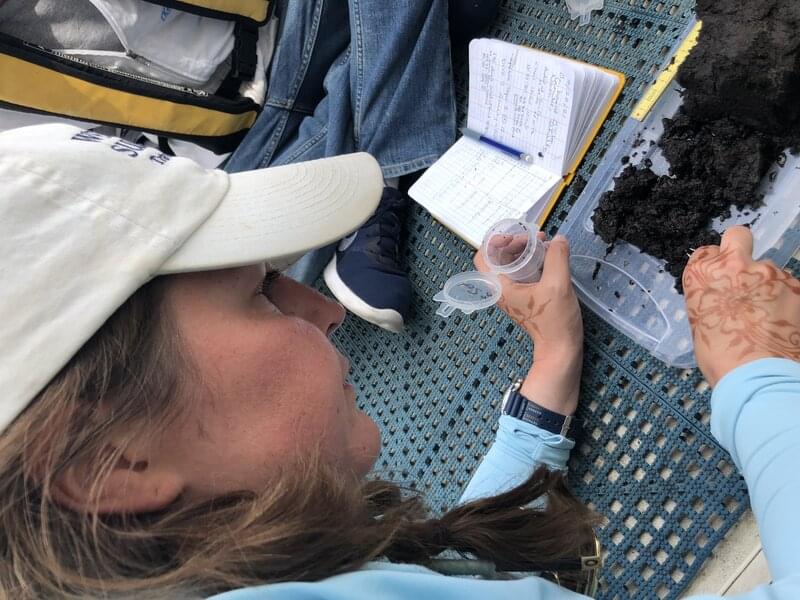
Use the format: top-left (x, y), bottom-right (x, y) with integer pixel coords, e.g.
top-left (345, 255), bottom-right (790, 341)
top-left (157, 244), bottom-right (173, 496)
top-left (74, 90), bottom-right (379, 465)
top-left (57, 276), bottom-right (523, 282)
top-left (324, 1), bottom-right (799, 598)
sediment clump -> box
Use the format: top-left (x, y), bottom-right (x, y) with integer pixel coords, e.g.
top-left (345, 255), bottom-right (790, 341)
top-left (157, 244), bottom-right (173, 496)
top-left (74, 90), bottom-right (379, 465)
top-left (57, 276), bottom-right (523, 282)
top-left (592, 0), bottom-right (800, 290)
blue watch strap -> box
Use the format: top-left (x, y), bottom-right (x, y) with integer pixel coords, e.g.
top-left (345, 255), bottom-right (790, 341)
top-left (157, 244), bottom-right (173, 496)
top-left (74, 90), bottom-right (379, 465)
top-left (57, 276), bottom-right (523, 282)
top-left (503, 384), bottom-right (578, 438)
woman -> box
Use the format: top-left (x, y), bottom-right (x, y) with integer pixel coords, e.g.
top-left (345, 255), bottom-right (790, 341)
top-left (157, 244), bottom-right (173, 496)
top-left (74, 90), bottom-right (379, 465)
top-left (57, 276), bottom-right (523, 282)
top-left (1, 123), bottom-right (799, 599)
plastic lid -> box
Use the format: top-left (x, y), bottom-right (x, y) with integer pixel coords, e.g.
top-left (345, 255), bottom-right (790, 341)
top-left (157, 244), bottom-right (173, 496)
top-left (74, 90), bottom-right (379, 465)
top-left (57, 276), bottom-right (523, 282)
top-left (565, 0), bottom-right (604, 24)
top-left (433, 271), bottom-right (503, 317)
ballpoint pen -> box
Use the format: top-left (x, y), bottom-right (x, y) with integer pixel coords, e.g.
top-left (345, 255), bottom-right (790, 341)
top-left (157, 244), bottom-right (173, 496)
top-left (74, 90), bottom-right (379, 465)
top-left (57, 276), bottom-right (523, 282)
top-left (461, 127), bottom-right (534, 163)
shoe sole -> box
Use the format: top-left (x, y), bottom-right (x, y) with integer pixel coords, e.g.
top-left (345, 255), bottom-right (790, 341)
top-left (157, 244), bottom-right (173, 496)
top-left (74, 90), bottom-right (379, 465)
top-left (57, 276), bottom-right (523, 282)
top-left (323, 255), bottom-right (405, 333)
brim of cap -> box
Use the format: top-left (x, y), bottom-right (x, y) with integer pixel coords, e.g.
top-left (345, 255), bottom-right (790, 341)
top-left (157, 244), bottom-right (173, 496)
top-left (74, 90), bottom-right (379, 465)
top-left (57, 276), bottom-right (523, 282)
top-left (159, 153), bottom-right (383, 274)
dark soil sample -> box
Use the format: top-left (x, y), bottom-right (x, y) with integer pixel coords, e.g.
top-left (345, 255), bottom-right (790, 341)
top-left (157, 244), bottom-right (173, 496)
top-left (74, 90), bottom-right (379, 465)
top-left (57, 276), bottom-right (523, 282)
top-left (659, 114), bottom-right (781, 209)
top-left (592, 114), bottom-right (784, 289)
top-left (592, 166), bottom-right (721, 290)
top-left (679, 0), bottom-right (800, 144)
top-left (592, 0), bottom-right (800, 291)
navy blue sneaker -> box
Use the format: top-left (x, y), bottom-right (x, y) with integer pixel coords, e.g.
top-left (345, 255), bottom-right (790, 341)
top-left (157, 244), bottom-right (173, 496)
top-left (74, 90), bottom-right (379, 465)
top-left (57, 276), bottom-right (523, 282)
top-left (323, 186), bottom-right (411, 332)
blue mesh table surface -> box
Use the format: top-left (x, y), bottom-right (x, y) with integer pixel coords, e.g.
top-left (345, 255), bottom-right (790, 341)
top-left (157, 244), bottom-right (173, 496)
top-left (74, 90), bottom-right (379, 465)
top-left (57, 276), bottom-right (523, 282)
top-left (321, 1), bottom-right (791, 598)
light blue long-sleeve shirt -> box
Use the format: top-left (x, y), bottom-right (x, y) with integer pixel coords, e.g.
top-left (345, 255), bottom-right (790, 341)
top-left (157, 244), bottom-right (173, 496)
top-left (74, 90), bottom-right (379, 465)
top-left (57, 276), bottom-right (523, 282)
top-left (212, 358), bottom-right (800, 599)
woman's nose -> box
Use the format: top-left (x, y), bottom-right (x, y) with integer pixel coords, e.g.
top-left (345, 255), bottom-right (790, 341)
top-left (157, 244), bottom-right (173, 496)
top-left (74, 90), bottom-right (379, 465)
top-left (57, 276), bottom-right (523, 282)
top-left (322, 295), bottom-right (346, 336)
top-left (293, 280), bottom-right (346, 336)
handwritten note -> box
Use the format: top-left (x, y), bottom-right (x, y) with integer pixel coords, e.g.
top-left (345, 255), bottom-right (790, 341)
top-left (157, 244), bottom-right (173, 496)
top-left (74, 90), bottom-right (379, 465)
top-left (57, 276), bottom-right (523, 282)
top-left (467, 39), bottom-right (575, 175)
top-left (408, 38), bottom-right (622, 249)
top-left (409, 137), bottom-right (561, 247)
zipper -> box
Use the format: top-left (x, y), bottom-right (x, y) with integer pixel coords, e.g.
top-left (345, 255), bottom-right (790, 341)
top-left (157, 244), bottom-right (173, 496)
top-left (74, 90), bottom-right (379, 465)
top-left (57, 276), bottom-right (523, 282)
top-left (86, 0), bottom-right (228, 86)
top-left (124, 49), bottom-right (211, 90)
top-left (45, 46), bottom-right (210, 97)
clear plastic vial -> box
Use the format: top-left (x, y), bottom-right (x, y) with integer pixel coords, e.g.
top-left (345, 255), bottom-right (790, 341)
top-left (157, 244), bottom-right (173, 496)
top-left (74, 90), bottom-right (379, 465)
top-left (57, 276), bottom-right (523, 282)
top-left (481, 219), bottom-right (546, 284)
top-left (433, 219), bottom-right (548, 318)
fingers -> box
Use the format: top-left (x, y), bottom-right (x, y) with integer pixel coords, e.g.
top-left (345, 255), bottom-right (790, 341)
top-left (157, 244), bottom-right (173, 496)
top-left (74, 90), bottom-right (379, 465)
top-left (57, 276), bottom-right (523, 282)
top-left (685, 227), bottom-right (753, 278)
top-left (487, 233), bottom-right (514, 249)
top-left (720, 226), bottom-right (754, 259)
top-left (478, 232), bottom-right (573, 289)
top-left (540, 234), bottom-right (572, 288)
top-left (473, 248), bottom-right (489, 273)
top-left (485, 233), bottom-right (530, 267)
top-left (500, 237), bottom-right (528, 256)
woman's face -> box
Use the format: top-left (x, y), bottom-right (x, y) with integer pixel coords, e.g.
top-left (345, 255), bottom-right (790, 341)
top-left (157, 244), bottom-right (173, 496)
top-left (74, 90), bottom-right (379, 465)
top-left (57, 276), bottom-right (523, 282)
top-left (158, 264), bottom-right (381, 498)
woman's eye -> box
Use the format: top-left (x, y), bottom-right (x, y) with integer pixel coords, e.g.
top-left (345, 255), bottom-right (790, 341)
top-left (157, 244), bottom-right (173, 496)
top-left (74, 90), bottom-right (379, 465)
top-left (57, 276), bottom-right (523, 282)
top-left (258, 270), bottom-right (281, 299)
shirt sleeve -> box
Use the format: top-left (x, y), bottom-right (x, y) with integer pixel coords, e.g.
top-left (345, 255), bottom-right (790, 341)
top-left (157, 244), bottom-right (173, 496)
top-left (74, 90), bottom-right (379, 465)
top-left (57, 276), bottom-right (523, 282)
top-left (209, 562), bottom-right (590, 600)
top-left (458, 415), bottom-right (574, 504)
top-left (704, 358), bottom-right (800, 583)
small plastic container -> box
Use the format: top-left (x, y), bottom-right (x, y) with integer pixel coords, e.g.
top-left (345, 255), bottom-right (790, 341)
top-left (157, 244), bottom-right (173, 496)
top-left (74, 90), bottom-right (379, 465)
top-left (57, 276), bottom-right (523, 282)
top-left (434, 220), bottom-right (546, 317)
top-left (565, 0), bottom-right (604, 25)
top-left (481, 219), bottom-right (546, 284)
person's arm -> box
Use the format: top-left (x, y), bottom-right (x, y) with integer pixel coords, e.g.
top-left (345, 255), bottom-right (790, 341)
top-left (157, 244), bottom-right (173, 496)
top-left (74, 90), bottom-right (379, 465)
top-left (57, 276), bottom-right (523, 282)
top-left (681, 226), bottom-right (800, 599)
top-left (682, 359), bottom-right (800, 600)
top-left (458, 416), bottom-right (574, 503)
top-left (711, 359), bottom-right (800, 581)
top-left (462, 235), bottom-right (582, 503)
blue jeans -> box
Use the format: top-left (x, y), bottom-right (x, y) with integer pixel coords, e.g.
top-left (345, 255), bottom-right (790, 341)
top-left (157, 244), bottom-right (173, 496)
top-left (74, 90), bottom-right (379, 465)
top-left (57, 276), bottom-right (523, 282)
top-left (225, 0), bottom-right (456, 283)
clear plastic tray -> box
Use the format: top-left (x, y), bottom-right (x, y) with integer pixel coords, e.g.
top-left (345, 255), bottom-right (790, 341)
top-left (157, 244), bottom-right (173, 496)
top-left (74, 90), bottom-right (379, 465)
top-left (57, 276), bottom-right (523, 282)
top-left (559, 81), bottom-right (800, 367)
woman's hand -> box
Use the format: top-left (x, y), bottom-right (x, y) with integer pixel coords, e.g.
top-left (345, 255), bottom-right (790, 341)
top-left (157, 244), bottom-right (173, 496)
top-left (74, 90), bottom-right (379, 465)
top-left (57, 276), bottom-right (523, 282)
top-left (683, 226), bottom-right (800, 387)
top-left (475, 234), bottom-right (583, 416)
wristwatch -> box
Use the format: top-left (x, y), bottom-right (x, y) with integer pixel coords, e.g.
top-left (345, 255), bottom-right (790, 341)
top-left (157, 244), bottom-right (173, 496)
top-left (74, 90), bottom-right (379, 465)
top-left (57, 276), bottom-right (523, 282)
top-left (501, 378), bottom-right (578, 438)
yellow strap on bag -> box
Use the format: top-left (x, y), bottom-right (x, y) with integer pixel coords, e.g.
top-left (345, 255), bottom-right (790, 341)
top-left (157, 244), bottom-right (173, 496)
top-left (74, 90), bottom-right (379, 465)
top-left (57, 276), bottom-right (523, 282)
top-left (141, 0), bottom-right (271, 24)
top-left (0, 34), bottom-right (260, 153)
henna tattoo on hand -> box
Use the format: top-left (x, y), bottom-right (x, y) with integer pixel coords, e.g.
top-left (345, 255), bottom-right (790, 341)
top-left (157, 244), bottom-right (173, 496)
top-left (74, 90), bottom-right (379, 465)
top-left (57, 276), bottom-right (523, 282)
top-left (499, 296), bottom-right (552, 337)
top-left (684, 248), bottom-right (800, 362)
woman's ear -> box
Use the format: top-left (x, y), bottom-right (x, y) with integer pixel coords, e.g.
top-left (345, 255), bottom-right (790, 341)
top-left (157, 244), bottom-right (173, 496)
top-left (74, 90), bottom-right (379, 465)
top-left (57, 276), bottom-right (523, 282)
top-left (53, 445), bottom-right (184, 514)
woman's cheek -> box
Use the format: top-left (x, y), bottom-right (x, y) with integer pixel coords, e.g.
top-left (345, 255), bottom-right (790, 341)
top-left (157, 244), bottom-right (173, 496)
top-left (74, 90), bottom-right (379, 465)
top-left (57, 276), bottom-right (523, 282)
top-left (349, 413), bottom-right (381, 475)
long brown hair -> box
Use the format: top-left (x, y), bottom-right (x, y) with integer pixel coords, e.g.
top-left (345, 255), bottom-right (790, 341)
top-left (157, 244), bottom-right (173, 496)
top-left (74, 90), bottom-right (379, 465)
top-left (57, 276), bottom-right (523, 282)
top-left (0, 277), bottom-right (598, 599)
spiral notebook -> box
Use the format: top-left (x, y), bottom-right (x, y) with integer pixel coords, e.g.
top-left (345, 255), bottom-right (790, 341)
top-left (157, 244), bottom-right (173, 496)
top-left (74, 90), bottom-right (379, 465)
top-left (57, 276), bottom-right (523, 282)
top-left (410, 38), bottom-right (625, 248)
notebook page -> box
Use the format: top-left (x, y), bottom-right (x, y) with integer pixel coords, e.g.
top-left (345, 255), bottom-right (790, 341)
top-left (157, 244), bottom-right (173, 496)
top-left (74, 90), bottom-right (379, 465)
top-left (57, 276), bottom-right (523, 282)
top-left (571, 69), bottom-right (598, 154)
top-left (566, 68), bottom-right (621, 164)
top-left (467, 38), bottom-right (576, 175)
top-left (408, 137), bottom-right (562, 248)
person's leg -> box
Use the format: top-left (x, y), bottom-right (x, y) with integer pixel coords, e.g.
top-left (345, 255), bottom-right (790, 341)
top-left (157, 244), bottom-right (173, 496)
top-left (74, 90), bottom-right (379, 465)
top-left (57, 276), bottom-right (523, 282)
top-left (225, 0), bottom-right (351, 174)
top-left (230, 0), bottom-right (487, 176)
top-left (226, 0), bottom-right (353, 287)
top-left (268, 44), bottom-right (355, 166)
top-left (235, 1), bottom-right (459, 328)
top-left (279, 0), bottom-right (458, 324)
top-left (316, 1), bottom-right (456, 330)
top-left (348, 0), bottom-right (456, 178)
top-left (270, 0), bottom-right (456, 177)
top-left (277, 47), bottom-right (354, 286)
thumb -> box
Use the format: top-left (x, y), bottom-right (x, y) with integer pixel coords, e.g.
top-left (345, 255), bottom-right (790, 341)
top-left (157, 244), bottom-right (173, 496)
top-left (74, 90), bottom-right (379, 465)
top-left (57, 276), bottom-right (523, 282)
top-left (720, 225), bottom-right (754, 259)
top-left (473, 247), bottom-right (515, 291)
top-left (540, 235), bottom-right (572, 287)
top-left (473, 248), bottom-right (490, 274)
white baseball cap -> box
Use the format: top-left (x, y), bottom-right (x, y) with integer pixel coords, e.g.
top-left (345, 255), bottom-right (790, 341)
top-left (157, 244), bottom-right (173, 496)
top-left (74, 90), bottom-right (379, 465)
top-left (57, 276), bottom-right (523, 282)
top-left (0, 124), bottom-right (384, 432)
